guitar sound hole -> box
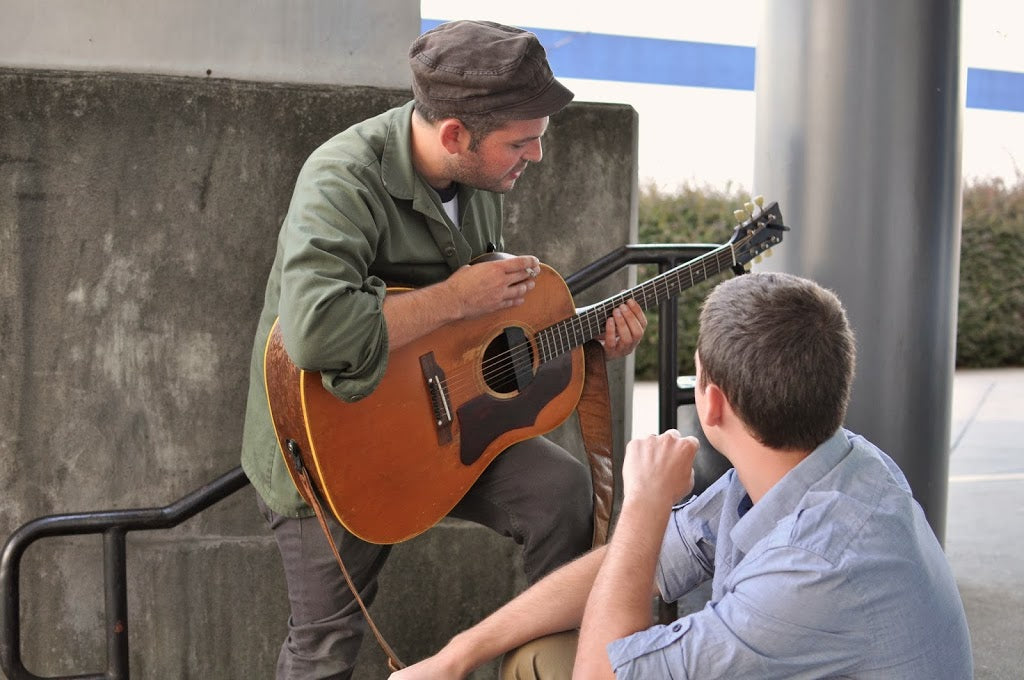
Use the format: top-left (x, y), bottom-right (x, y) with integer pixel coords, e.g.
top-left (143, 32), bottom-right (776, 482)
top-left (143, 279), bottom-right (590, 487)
top-left (482, 326), bottom-right (535, 395)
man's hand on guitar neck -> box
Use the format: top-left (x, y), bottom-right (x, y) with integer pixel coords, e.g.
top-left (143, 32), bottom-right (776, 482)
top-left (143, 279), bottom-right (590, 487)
top-left (383, 255), bottom-right (541, 351)
top-left (600, 298), bottom-right (647, 359)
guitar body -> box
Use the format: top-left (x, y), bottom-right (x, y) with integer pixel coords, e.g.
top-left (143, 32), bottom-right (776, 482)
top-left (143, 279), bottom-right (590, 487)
top-left (265, 264), bottom-right (585, 544)
top-left (265, 199), bottom-right (788, 545)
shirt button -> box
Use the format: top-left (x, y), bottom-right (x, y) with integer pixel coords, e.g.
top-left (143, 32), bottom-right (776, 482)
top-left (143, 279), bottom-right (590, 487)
top-left (443, 246), bottom-right (456, 257)
top-left (672, 623), bottom-right (682, 632)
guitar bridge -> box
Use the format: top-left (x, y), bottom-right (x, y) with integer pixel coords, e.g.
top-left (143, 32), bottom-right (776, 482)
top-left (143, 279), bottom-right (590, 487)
top-left (420, 352), bottom-right (453, 445)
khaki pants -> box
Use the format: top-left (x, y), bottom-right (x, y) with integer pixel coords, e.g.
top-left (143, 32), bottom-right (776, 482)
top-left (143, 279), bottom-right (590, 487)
top-left (500, 631), bottom-right (579, 680)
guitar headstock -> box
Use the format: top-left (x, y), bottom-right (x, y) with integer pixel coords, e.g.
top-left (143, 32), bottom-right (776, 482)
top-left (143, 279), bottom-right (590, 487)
top-left (727, 196), bottom-right (787, 274)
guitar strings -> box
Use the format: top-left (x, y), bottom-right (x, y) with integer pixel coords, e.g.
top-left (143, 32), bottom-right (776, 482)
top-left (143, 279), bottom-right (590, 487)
top-left (439, 252), bottom-right (727, 399)
top-left (436, 226), bottom-right (766, 399)
top-left (436, 240), bottom-right (744, 398)
top-left (446, 242), bottom-right (741, 396)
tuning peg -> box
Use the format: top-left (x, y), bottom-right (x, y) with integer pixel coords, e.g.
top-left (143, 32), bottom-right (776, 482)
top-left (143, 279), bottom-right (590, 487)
top-left (754, 195), bottom-right (764, 208)
top-left (755, 255), bottom-right (763, 264)
top-left (744, 201), bottom-right (755, 216)
top-left (764, 248), bottom-right (773, 258)
top-left (733, 209), bottom-right (748, 223)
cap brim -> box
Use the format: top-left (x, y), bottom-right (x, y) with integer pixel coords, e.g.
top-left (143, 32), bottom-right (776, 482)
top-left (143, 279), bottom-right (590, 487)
top-left (495, 77), bottom-right (575, 120)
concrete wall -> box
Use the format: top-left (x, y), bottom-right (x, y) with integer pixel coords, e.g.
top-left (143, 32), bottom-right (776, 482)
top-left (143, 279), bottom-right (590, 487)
top-left (0, 68), bottom-right (638, 678)
top-left (0, 0), bottom-right (418, 88)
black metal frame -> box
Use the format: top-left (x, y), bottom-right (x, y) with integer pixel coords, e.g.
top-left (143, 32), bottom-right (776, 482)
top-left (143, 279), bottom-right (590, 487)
top-left (565, 243), bottom-right (717, 423)
top-left (0, 243), bottom-right (716, 680)
top-left (0, 469), bottom-right (250, 680)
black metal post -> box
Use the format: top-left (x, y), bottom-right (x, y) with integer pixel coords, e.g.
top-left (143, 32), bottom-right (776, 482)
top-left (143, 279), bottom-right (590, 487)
top-left (103, 528), bottom-right (129, 680)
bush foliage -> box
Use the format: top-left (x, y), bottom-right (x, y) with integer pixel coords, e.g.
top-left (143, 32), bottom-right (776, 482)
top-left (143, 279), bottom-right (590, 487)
top-left (956, 177), bottom-right (1024, 367)
top-left (634, 179), bottom-right (1024, 380)
top-left (634, 184), bottom-right (747, 380)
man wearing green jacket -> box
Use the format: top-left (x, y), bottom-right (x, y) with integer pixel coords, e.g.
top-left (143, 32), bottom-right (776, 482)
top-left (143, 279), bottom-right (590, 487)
top-left (241, 20), bottom-right (647, 679)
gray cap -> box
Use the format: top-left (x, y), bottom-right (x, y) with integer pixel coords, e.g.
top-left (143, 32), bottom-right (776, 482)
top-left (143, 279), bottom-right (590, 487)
top-left (409, 20), bottom-right (574, 119)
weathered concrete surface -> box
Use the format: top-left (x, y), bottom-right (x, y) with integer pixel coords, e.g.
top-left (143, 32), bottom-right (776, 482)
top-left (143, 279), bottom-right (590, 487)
top-left (0, 68), bottom-right (638, 678)
top-left (0, 0), bottom-right (418, 88)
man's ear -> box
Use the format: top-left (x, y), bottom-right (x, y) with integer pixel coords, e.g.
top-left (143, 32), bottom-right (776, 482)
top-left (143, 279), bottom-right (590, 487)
top-left (438, 119), bottom-right (469, 154)
top-left (699, 382), bottom-right (726, 429)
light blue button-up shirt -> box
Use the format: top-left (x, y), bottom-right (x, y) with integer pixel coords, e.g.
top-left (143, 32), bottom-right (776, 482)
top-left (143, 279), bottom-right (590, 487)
top-left (607, 429), bottom-right (972, 679)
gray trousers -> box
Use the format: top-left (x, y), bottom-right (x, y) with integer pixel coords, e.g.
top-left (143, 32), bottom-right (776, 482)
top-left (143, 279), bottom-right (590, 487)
top-left (257, 436), bottom-right (594, 680)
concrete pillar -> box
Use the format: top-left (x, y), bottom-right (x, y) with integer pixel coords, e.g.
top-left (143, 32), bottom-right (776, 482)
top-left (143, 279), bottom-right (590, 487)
top-left (753, 0), bottom-right (963, 540)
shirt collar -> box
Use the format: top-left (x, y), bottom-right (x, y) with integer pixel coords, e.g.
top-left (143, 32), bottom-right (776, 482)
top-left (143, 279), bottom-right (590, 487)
top-left (380, 101), bottom-right (418, 201)
top-left (730, 429), bottom-right (853, 554)
top-left (380, 101), bottom-right (478, 223)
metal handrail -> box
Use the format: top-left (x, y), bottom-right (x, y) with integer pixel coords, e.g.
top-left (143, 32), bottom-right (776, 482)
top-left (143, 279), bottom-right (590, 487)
top-left (0, 243), bottom-right (715, 680)
top-left (566, 243), bottom-right (719, 430)
top-left (1, 467), bottom-right (250, 680)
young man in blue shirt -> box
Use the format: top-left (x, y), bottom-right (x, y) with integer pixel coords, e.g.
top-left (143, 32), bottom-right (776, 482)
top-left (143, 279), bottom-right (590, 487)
top-left (393, 271), bottom-right (973, 679)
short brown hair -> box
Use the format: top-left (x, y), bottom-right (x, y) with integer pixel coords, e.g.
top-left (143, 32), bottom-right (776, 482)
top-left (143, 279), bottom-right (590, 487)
top-left (412, 100), bottom-right (510, 151)
top-left (697, 272), bottom-right (856, 451)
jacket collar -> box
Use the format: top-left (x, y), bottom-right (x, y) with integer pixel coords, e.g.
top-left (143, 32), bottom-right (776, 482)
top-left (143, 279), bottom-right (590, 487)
top-left (380, 101), bottom-right (418, 201)
top-left (380, 101), bottom-right (478, 222)
top-left (730, 429), bottom-right (852, 555)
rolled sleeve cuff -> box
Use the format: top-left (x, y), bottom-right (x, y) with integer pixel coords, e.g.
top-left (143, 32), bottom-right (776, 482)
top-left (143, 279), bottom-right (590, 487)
top-left (657, 512), bottom-right (716, 601)
top-left (320, 345), bottom-right (388, 401)
top-left (319, 276), bottom-right (389, 401)
top-left (608, 620), bottom-right (691, 679)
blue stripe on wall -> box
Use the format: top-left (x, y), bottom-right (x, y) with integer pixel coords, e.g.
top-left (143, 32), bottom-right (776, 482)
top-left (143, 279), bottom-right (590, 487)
top-left (422, 19), bottom-right (1024, 113)
top-left (528, 28), bottom-right (755, 91)
top-left (966, 68), bottom-right (1024, 112)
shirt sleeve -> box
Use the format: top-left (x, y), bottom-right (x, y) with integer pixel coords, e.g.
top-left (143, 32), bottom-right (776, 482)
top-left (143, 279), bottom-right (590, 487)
top-left (277, 155), bottom-right (390, 401)
top-left (609, 545), bottom-right (868, 679)
top-left (656, 472), bottom-right (732, 601)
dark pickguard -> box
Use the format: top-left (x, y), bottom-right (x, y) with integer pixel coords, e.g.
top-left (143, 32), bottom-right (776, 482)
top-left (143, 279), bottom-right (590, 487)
top-left (456, 352), bottom-right (574, 465)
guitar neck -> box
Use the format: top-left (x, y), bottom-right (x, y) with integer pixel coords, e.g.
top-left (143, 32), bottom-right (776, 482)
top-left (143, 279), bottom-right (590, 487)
top-left (535, 242), bottom-right (735, 362)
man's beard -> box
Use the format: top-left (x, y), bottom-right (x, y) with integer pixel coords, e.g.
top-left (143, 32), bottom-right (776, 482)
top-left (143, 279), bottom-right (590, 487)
top-left (445, 155), bottom-right (526, 194)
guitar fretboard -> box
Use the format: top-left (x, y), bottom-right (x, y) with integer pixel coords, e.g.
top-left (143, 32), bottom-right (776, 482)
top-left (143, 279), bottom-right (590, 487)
top-left (535, 242), bottom-right (736, 362)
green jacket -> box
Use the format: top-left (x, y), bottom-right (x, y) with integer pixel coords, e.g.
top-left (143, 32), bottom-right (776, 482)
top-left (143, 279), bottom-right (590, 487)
top-left (241, 101), bottom-right (504, 517)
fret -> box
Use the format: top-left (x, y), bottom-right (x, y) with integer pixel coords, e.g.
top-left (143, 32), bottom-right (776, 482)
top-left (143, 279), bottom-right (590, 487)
top-left (527, 204), bottom-right (783, 361)
top-left (556, 322), bottom-right (569, 355)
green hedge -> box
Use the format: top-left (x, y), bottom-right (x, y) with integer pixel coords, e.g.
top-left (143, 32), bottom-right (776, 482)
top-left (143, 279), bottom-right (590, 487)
top-left (633, 185), bottom-right (747, 380)
top-left (633, 179), bottom-right (1024, 380)
top-left (957, 178), bottom-right (1024, 367)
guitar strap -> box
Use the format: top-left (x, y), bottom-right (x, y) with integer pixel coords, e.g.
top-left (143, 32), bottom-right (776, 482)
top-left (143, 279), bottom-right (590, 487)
top-left (288, 457), bottom-right (409, 671)
top-left (580, 340), bottom-right (615, 547)
top-left (292, 341), bottom-right (616, 672)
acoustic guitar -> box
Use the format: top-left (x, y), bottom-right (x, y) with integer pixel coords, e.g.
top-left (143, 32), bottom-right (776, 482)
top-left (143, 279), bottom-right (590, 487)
top-left (264, 199), bottom-right (786, 543)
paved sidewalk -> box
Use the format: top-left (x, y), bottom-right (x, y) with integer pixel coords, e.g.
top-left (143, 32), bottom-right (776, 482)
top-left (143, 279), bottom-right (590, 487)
top-left (632, 368), bottom-right (1024, 679)
top-left (945, 369), bottom-right (1024, 680)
